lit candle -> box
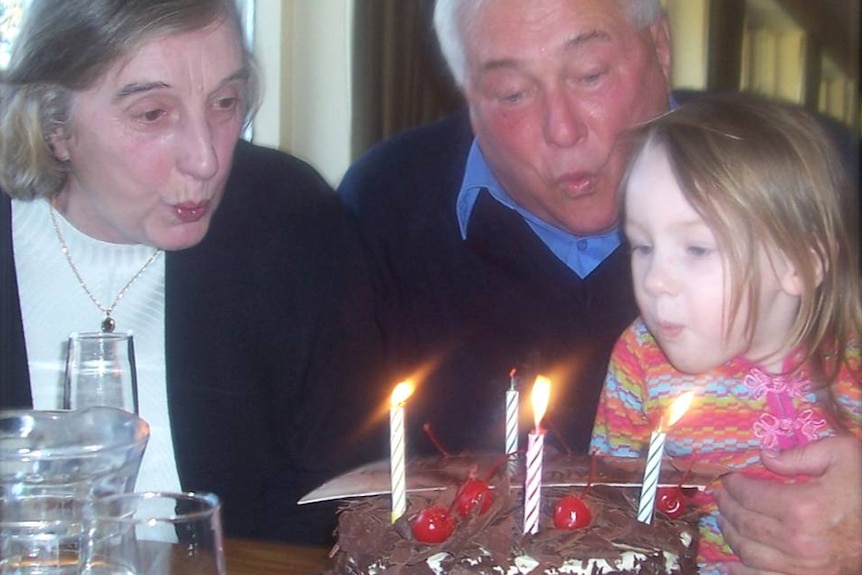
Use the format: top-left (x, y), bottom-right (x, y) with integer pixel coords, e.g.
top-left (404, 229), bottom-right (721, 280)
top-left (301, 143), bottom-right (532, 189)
top-left (637, 391), bottom-right (695, 524)
top-left (390, 381), bottom-right (414, 523)
top-left (506, 368), bottom-right (519, 464)
top-left (524, 375), bottom-right (551, 535)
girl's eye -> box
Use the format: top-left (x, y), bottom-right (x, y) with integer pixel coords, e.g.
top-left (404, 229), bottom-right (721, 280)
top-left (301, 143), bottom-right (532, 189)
top-left (629, 243), bottom-right (652, 256)
top-left (686, 245), bottom-right (712, 257)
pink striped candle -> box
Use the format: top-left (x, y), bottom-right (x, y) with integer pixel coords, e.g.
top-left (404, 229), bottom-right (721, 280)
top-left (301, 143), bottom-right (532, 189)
top-left (523, 376), bottom-right (551, 534)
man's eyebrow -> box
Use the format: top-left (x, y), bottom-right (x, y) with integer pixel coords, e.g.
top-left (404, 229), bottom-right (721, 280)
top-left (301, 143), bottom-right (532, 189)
top-left (478, 29), bottom-right (610, 76)
top-left (562, 29), bottom-right (610, 51)
top-left (112, 68), bottom-right (250, 102)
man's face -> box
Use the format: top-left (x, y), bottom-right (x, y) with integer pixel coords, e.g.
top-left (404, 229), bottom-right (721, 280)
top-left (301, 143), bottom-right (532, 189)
top-left (463, 0), bottom-right (672, 235)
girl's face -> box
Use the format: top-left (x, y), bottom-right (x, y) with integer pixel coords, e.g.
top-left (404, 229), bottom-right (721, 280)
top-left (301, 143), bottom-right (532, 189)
top-left (52, 18), bottom-right (247, 250)
top-left (623, 141), bottom-right (801, 373)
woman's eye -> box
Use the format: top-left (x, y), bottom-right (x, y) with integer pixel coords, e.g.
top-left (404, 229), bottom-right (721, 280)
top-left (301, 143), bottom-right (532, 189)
top-left (214, 97), bottom-right (240, 111)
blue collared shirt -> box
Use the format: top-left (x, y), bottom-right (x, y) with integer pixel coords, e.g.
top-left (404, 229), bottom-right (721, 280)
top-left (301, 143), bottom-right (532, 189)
top-left (455, 142), bottom-right (621, 279)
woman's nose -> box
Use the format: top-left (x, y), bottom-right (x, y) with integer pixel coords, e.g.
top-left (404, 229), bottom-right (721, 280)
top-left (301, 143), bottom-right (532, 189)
top-left (178, 116), bottom-right (218, 180)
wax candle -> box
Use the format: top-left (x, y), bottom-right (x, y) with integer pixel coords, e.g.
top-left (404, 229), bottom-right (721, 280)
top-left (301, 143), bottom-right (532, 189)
top-left (524, 375), bottom-right (551, 534)
top-left (637, 391), bottom-right (695, 524)
top-left (505, 368), bottom-right (519, 462)
top-left (390, 381), bottom-right (414, 523)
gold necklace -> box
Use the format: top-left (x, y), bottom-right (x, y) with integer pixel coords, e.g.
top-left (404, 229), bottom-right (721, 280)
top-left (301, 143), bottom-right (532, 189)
top-left (49, 203), bottom-right (162, 333)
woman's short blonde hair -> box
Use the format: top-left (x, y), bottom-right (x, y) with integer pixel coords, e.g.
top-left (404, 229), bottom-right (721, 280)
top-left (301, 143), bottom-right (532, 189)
top-left (625, 92), bottom-right (861, 385)
top-left (0, 0), bottom-right (260, 200)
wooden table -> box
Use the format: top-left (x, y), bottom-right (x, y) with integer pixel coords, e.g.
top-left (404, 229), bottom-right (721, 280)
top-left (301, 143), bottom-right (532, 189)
top-left (225, 538), bottom-right (332, 575)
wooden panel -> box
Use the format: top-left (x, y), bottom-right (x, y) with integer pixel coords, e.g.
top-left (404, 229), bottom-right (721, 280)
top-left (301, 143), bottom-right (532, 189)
top-left (707, 0), bottom-right (747, 91)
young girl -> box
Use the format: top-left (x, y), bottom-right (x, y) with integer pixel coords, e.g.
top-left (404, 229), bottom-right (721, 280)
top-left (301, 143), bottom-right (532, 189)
top-left (590, 93), bottom-right (861, 575)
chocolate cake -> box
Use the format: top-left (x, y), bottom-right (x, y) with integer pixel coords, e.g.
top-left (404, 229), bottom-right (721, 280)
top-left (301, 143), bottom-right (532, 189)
top-left (327, 456), bottom-right (702, 575)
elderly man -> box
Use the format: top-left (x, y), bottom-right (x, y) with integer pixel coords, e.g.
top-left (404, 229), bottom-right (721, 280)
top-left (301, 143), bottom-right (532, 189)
top-left (339, 1), bottom-right (860, 573)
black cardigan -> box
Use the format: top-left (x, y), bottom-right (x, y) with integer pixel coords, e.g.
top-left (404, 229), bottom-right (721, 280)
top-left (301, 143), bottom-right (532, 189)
top-left (339, 110), bottom-right (639, 457)
top-left (1, 140), bottom-right (389, 545)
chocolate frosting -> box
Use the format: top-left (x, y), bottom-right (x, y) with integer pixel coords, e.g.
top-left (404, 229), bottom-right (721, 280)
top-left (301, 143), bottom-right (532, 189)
top-left (330, 457), bottom-right (700, 575)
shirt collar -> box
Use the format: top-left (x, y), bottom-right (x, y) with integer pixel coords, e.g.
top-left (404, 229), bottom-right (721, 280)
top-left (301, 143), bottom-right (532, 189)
top-left (455, 141), bottom-right (620, 278)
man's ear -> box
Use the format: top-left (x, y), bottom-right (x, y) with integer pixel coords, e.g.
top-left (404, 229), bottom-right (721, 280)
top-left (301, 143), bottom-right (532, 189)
top-left (649, 15), bottom-right (673, 87)
top-left (778, 249), bottom-right (825, 296)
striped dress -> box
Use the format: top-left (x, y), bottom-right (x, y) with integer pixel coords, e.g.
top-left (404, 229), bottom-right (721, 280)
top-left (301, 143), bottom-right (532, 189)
top-left (590, 318), bottom-right (862, 575)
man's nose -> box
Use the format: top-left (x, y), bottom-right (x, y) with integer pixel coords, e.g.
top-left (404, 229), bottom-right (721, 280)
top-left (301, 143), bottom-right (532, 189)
top-left (543, 87), bottom-right (588, 147)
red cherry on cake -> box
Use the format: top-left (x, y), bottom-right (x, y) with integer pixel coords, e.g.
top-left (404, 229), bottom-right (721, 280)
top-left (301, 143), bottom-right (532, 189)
top-left (454, 478), bottom-right (494, 517)
top-left (411, 505), bottom-right (456, 543)
top-left (656, 487), bottom-right (686, 519)
top-left (553, 494), bottom-right (592, 530)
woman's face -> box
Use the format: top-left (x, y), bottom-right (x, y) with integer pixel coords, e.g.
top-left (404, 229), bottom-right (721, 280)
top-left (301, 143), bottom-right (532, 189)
top-left (52, 18), bottom-right (248, 249)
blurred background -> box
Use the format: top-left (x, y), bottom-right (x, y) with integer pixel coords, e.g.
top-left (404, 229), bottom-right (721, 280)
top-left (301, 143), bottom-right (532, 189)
top-left (1, 0), bottom-right (858, 186)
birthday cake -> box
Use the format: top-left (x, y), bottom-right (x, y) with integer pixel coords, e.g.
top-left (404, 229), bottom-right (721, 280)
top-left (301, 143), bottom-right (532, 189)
top-left (323, 455), bottom-right (704, 575)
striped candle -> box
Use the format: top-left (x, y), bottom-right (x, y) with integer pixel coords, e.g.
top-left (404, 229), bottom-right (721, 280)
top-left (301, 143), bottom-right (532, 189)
top-left (505, 369), bottom-right (519, 467)
top-left (389, 381), bottom-right (414, 523)
top-left (523, 376), bottom-right (551, 534)
top-left (637, 391), bottom-right (695, 524)
top-left (636, 428), bottom-right (666, 523)
top-left (524, 429), bottom-right (544, 534)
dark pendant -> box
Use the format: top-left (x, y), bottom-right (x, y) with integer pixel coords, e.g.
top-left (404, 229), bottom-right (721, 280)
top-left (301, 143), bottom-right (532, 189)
top-left (101, 316), bottom-right (116, 333)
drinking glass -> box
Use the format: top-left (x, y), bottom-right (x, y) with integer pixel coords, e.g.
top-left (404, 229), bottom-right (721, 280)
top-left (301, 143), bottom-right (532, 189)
top-left (81, 492), bottom-right (225, 575)
top-left (64, 332), bottom-right (139, 414)
top-left (0, 495), bottom-right (85, 575)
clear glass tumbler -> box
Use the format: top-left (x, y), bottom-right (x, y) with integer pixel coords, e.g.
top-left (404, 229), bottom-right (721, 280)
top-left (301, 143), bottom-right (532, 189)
top-left (64, 332), bottom-right (139, 414)
top-left (81, 492), bottom-right (225, 575)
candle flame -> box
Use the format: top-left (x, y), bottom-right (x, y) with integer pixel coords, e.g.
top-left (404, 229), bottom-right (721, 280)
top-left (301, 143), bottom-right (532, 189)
top-left (531, 375), bottom-right (552, 429)
top-left (662, 391), bottom-right (694, 430)
top-left (391, 381), bottom-right (414, 407)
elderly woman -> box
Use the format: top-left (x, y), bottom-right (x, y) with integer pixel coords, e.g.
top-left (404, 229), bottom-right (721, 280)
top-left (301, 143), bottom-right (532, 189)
top-left (0, 0), bottom-right (386, 544)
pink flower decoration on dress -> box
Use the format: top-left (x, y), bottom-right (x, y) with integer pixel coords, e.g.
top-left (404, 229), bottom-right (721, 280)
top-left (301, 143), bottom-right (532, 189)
top-left (743, 368), bottom-right (809, 399)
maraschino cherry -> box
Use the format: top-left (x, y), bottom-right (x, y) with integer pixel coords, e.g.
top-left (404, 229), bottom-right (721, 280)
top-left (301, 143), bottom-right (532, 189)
top-left (656, 487), bottom-right (685, 519)
top-left (411, 505), bottom-right (456, 543)
top-left (454, 477), bottom-right (493, 517)
top-left (553, 454), bottom-right (597, 530)
top-left (657, 452), bottom-right (699, 519)
top-left (453, 455), bottom-right (511, 518)
top-left (554, 494), bottom-right (592, 529)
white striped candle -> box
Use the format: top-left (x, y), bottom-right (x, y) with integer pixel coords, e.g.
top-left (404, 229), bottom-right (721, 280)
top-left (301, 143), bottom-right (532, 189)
top-left (505, 370), bottom-right (519, 466)
top-left (637, 391), bottom-right (695, 524)
top-left (389, 381), bottom-right (414, 523)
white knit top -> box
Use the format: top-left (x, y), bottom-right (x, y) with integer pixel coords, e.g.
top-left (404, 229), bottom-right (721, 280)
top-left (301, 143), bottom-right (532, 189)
top-left (12, 198), bottom-right (181, 494)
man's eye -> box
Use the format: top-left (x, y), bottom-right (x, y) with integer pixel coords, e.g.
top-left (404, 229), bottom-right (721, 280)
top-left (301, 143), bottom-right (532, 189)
top-left (497, 90), bottom-right (525, 105)
top-left (138, 109), bottom-right (166, 122)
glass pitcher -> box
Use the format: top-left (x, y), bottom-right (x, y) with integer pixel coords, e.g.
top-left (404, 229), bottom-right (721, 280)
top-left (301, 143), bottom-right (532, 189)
top-left (0, 407), bottom-right (149, 574)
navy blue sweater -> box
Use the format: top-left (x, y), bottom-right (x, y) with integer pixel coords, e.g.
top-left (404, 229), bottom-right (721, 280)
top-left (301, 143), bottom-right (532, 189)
top-left (340, 110), bottom-right (638, 457)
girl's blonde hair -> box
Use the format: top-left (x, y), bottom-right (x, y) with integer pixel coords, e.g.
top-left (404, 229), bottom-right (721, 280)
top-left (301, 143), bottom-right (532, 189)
top-left (628, 92), bottom-right (861, 385)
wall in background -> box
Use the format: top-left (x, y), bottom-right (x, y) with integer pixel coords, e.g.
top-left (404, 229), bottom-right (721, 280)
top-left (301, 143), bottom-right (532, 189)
top-left (253, 0), bottom-right (353, 187)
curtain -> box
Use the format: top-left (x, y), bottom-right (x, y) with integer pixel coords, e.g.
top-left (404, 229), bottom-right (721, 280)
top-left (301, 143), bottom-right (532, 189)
top-left (351, 0), bottom-right (464, 160)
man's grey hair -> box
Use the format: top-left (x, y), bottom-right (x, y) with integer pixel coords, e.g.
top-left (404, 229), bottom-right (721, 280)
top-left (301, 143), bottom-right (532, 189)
top-left (433, 0), bottom-right (663, 88)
